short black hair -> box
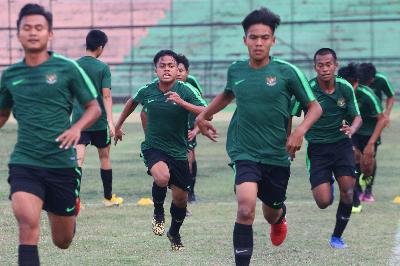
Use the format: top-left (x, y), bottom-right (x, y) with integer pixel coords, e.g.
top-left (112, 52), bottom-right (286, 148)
top-left (338, 63), bottom-right (358, 85)
top-left (177, 54), bottom-right (189, 70)
top-left (358, 63), bottom-right (376, 85)
top-left (86, 30), bottom-right (108, 51)
top-left (241, 7), bottom-right (281, 35)
top-left (313, 48), bottom-right (337, 63)
top-left (153, 50), bottom-right (178, 66)
top-left (17, 3), bottom-right (53, 32)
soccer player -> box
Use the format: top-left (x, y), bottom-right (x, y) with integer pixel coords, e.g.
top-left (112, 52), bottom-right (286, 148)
top-left (0, 4), bottom-right (100, 265)
top-left (72, 30), bottom-right (123, 207)
top-left (195, 8), bottom-right (322, 265)
top-left (356, 63), bottom-right (395, 201)
top-left (292, 48), bottom-right (362, 249)
top-left (338, 63), bottom-right (386, 213)
top-left (114, 50), bottom-right (207, 251)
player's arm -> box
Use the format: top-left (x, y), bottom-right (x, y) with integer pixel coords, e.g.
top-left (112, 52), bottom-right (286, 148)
top-left (114, 98), bottom-right (139, 145)
top-left (102, 87), bottom-right (114, 137)
top-left (384, 96), bottom-right (395, 125)
top-left (0, 108), bottom-right (11, 128)
top-left (196, 91), bottom-right (235, 142)
top-left (287, 100), bottom-right (322, 157)
top-left (57, 99), bottom-right (101, 149)
top-left (165, 91), bottom-right (206, 115)
top-left (340, 115), bottom-right (362, 138)
top-left (363, 113), bottom-right (385, 164)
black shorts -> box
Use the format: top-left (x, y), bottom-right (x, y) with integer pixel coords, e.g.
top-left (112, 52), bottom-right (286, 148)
top-left (233, 160), bottom-right (290, 209)
top-left (78, 128), bottom-right (111, 148)
top-left (188, 136), bottom-right (197, 150)
top-left (142, 148), bottom-right (191, 191)
top-left (352, 134), bottom-right (379, 155)
top-left (8, 164), bottom-right (81, 216)
top-left (307, 138), bottom-right (356, 189)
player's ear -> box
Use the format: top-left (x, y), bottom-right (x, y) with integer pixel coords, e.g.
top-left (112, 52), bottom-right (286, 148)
top-left (48, 30), bottom-right (53, 42)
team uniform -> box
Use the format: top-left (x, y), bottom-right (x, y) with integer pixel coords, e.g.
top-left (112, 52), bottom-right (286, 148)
top-left (0, 52), bottom-right (97, 216)
top-left (225, 57), bottom-right (315, 208)
top-left (292, 77), bottom-right (360, 188)
top-left (133, 80), bottom-right (207, 190)
top-left (72, 56), bottom-right (112, 148)
top-left (369, 73), bottom-right (395, 102)
top-left (186, 75), bottom-right (203, 150)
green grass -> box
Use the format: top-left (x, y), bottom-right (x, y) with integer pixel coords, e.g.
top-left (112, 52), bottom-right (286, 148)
top-left (1, 111), bottom-right (400, 265)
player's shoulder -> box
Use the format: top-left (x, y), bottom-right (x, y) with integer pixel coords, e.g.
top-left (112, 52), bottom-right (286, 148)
top-left (228, 59), bottom-right (248, 71)
top-left (335, 76), bottom-right (354, 92)
top-left (358, 85), bottom-right (379, 99)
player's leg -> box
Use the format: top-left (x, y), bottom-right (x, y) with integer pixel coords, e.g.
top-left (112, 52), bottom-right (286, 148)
top-left (361, 141), bottom-right (378, 202)
top-left (12, 192), bottom-right (43, 266)
top-left (352, 146), bottom-right (363, 212)
top-left (47, 214), bottom-right (76, 249)
top-left (330, 138), bottom-right (356, 249)
top-left (167, 185), bottom-right (188, 251)
top-left (9, 165), bottom-right (45, 266)
top-left (187, 145), bottom-right (197, 203)
top-left (259, 164), bottom-right (290, 247)
top-left (232, 160), bottom-right (260, 266)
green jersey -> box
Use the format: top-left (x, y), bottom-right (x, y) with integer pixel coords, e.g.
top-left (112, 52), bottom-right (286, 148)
top-left (72, 56), bottom-right (111, 131)
top-left (356, 84), bottom-right (383, 136)
top-left (186, 75), bottom-right (203, 129)
top-left (133, 80), bottom-right (206, 160)
top-left (225, 58), bottom-right (315, 167)
top-left (292, 77), bottom-right (360, 144)
top-left (0, 52), bottom-right (97, 168)
top-left (369, 72), bottom-right (395, 102)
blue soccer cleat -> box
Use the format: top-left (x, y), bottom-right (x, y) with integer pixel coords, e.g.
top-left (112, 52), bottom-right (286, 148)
top-left (329, 236), bottom-right (347, 249)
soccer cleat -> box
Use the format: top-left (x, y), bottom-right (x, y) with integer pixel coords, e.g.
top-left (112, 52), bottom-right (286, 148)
top-left (103, 194), bottom-right (124, 207)
top-left (351, 205), bottom-right (363, 213)
top-left (329, 236), bottom-right (347, 249)
top-left (362, 193), bottom-right (375, 202)
top-left (167, 231), bottom-right (184, 251)
top-left (270, 217), bottom-right (287, 246)
top-left (152, 214), bottom-right (165, 236)
top-left (358, 192), bottom-right (365, 201)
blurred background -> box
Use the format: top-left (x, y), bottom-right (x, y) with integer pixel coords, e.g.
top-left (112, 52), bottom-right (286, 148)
top-left (0, 0), bottom-right (399, 98)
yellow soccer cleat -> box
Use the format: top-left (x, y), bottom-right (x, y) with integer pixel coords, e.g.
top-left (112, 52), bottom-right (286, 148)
top-left (351, 205), bottom-right (363, 213)
top-left (103, 194), bottom-right (124, 207)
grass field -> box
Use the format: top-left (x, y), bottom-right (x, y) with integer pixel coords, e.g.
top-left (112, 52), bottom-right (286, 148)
top-left (1, 110), bottom-right (400, 265)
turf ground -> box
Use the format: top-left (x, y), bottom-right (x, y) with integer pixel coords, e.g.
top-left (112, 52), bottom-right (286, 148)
top-left (0, 108), bottom-right (399, 265)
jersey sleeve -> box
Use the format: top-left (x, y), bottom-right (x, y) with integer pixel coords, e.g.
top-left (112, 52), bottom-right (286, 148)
top-left (101, 65), bottom-right (112, 89)
top-left (286, 65), bottom-right (316, 107)
top-left (132, 84), bottom-right (148, 104)
top-left (69, 62), bottom-right (98, 105)
top-left (187, 75), bottom-right (203, 94)
top-left (363, 87), bottom-right (383, 116)
top-left (376, 73), bottom-right (395, 98)
top-left (0, 73), bottom-right (13, 109)
top-left (224, 65), bottom-right (234, 94)
top-left (183, 83), bottom-right (207, 107)
top-left (343, 82), bottom-right (360, 118)
top-left (290, 99), bottom-right (303, 117)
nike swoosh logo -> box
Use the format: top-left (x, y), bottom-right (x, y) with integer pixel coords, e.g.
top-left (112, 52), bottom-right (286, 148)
top-left (65, 206), bottom-right (76, 213)
top-left (234, 79), bottom-right (245, 86)
top-left (12, 79), bottom-right (24, 86)
top-left (273, 202), bottom-right (282, 206)
top-left (147, 99), bottom-right (155, 103)
top-left (235, 249), bottom-right (248, 254)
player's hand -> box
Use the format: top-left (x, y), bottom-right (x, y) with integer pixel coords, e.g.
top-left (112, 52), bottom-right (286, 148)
top-left (188, 127), bottom-right (200, 142)
top-left (195, 116), bottom-right (218, 142)
top-left (286, 127), bottom-right (305, 159)
top-left (56, 126), bottom-right (81, 150)
top-left (382, 112), bottom-right (390, 127)
top-left (108, 122), bottom-right (115, 138)
top-left (164, 91), bottom-right (183, 105)
top-left (340, 120), bottom-right (354, 138)
top-left (363, 143), bottom-right (375, 166)
top-left (114, 127), bottom-right (125, 146)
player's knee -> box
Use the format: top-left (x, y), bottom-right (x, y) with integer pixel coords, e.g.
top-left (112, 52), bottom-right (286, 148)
top-left (154, 173), bottom-right (170, 187)
top-left (53, 236), bottom-right (73, 249)
top-left (237, 205), bottom-right (255, 222)
top-left (315, 198), bottom-right (331, 209)
top-left (340, 189), bottom-right (353, 204)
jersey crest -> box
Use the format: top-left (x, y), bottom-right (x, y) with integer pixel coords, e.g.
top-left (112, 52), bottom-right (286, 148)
top-left (266, 76), bottom-right (277, 86)
top-left (46, 74), bottom-right (57, 85)
top-left (337, 97), bottom-right (346, 107)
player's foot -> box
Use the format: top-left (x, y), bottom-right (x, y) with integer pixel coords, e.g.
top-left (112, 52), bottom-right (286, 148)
top-left (351, 205), bottom-right (363, 213)
top-left (270, 217), bottom-right (287, 246)
top-left (186, 208), bottom-right (192, 217)
top-left (188, 192), bottom-right (197, 203)
top-left (167, 231), bottom-right (184, 251)
top-left (359, 192), bottom-right (365, 201)
top-left (329, 236), bottom-right (347, 249)
top-left (103, 194), bottom-right (124, 207)
top-left (152, 214), bottom-right (165, 236)
top-left (362, 192), bottom-right (375, 202)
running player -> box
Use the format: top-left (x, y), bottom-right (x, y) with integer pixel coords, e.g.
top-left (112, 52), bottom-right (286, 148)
top-left (337, 63), bottom-right (386, 212)
top-left (195, 8), bottom-right (322, 265)
top-left (114, 50), bottom-right (207, 251)
top-left (292, 48), bottom-right (362, 249)
top-left (0, 4), bottom-right (100, 265)
top-left (72, 29), bottom-right (123, 206)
